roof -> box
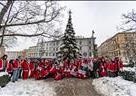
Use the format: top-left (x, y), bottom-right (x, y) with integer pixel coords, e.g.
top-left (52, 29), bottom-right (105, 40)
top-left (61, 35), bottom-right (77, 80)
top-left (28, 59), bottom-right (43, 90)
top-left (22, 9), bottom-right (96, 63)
top-left (98, 31), bottom-right (136, 48)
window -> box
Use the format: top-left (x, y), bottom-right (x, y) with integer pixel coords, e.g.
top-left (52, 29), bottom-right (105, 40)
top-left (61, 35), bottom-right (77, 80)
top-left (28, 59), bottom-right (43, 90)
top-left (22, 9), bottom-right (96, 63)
top-left (79, 41), bottom-right (82, 45)
top-left (89, 41), bottom-right (91, 44)
top-left (56, 47), bottom-right (58, 51)
top-left (53, 48), bottom-right (55, 51)
top-left (80, 46), bottom-right (82, 50)
top-left (46, 52), bottom-right (48, 56)
top-left (53, 53), bottom-right (55, 56)
top-left (89, 46), bottom-right (91, 50)
top-left (49, 53), bottom-right (51, 56)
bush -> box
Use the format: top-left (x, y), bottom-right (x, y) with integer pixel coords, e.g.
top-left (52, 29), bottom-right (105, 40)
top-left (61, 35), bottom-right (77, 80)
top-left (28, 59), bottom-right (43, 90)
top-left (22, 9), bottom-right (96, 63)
top-left (0, 74), bottom-right (10, 87)
top-left (124, 63), bottom-right (134, 67)
top-left (119, 71), bottom-right (136, 82)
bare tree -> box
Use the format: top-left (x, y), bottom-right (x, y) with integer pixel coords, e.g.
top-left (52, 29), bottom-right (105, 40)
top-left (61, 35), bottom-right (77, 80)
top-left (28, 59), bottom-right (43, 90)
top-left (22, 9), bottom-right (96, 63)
top-left (0, 0), bottom-right (64, 47)
top-left (119, 9), bottom-right (136, 32)
top-left (118, 9), bottom-right (136, 62)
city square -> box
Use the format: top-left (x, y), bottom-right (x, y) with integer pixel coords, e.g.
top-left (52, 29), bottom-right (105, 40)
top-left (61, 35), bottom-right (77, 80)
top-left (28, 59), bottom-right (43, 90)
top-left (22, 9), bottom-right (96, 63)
top-left (0, 1), bottom-right (136, 96)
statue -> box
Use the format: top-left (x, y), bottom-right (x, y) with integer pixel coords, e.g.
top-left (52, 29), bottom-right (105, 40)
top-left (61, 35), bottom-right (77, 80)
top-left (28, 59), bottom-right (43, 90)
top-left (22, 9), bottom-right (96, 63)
top-left (92, 30), bottom-right (95, 37)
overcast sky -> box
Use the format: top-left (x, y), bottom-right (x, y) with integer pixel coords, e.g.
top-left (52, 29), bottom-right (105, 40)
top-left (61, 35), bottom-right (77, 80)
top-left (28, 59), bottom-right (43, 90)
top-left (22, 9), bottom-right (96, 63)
top-left (7, 1), bottom-right (136, 51)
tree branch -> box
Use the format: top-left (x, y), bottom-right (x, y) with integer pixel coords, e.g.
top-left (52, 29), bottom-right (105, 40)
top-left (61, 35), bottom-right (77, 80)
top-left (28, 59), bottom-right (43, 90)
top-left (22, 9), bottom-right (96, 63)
top-left (0, 0), bottom-right (13, 26)
top-left (0, 32), bottom-right (44, 37)
top-left (1, 7), bottom-right (62, 28)
top-left (0, 2), bottom-right (5, 7)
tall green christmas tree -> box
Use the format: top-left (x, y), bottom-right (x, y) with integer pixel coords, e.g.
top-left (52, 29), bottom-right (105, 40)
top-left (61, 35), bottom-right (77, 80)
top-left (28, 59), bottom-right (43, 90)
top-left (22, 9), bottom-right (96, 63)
top-left (58, 10), bottom-right (80, 64)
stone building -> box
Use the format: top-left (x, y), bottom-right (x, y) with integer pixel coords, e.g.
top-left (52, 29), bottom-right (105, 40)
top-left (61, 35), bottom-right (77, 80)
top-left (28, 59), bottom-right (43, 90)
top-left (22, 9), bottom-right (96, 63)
top-left (6, 35), bottom-right (97, 59)
top-left (0, 46), bottom-right (5, 58)
top-left (98, 32), bottom-right (136, 63)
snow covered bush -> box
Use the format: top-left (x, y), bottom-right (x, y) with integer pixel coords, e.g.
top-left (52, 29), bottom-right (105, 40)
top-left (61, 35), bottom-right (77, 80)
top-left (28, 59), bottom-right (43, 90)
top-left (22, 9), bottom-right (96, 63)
top-left (119, 67), bottom-right (136, 82)
top-left (92, 77), bottom-right (136, 96)
top-left (0, 72), bottom-right (10, 87)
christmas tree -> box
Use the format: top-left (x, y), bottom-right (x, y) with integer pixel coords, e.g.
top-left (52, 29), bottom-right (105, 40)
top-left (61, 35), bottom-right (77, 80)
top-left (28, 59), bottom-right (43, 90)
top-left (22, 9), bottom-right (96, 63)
top-left (58, 10), bottom-right (80, 64)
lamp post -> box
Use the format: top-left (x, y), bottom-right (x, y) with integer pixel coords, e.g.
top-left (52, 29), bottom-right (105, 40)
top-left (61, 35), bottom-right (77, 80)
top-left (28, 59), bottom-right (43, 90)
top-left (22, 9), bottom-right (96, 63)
top-left (91, 30), bottom-right (95, 58)
top-left (38, 37), bottom-right (45, 58)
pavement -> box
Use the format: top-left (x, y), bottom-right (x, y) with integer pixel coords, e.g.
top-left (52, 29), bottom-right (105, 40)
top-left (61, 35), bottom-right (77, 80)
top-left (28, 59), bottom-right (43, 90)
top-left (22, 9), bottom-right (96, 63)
top-left (45, 78), bottom-right (102, 96)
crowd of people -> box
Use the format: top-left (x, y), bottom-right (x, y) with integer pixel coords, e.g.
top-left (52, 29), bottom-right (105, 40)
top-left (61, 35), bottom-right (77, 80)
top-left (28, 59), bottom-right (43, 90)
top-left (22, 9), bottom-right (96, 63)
top-left (0, 54), bottom-right (124, 82)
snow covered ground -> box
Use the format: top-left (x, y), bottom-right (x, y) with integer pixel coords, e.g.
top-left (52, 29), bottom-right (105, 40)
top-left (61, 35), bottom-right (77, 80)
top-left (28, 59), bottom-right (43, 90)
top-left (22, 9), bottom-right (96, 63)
top-left (0, 72), bottom-right (8, 77)
top-left (0, 79), bottom-right (56, 96)
top-left (123, 67), bottom-right (136, 72)
top-left (92, 77), bottom-right (136, 96)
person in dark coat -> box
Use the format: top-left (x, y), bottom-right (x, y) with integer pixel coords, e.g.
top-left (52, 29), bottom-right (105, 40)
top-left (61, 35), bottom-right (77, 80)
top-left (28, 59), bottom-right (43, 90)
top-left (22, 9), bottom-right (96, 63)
top-left (93, 58), bottom-right (101, 78)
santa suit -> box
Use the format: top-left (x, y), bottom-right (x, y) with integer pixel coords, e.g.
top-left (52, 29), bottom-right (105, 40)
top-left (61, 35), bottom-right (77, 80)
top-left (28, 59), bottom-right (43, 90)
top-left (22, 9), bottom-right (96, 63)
top-left (41, 69), bottom-right (49, 78)
top-left (49, 66), bottom-right (57, 77)
top-left (21, 60), bottom-right (29, 80)
top-left (64, 60), bottom-right (69, 69)
top-left (54, 72), bottom-right (62, 80)
top-left (29, 62), bottom-right (35, 78)
top-left (64, 68), bottom-right (71, 78)
top-left (34, 63), bottom-right (42, 80)
top-left (12, 60), bottom-right (19, 82)
top-left (34, 67), bottom-right (41, 80)
top-left (70, 65), bottom-right (78, 77)
top-left (54, 66), bottom-right (63, 80)
top-left (35, 61), bottom-right (49, 79)
top-left (77, 69), bottom-right (87, 79)
top-left (99, 64), bottom-right (107, 77)
top-left (13, 60), bottom-right (19, 70)
top-left (107, 62), bottom-right (115, 72)
top-left (6, 62), bottom-right (13, 75)
top-left (0, 59), bottom-right (3, 71)
top-left (45, 60), bottom-right (52, 72)
top-left (107, 62), bottom-right (116, 77)
top-left (0, 59), bottom-right (8, 72)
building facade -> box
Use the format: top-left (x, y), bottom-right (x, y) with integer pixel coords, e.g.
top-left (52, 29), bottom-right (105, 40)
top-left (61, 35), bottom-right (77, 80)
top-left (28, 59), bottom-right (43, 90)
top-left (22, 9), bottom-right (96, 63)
top-left (98, 32), bottom-right (136, 63)
top-left (0, 46), bottom-right (5, 58)
top-left (5, 51), bottom-right (21, 60)
top-left (6, 36), bottom-right (97, 59)
top-left (35, 36), bottom-right (96, 59)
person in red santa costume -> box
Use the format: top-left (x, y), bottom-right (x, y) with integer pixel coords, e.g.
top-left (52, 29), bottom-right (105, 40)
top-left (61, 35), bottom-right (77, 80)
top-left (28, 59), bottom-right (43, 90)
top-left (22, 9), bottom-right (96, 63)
top-left (77, 59), bottom-right (88, 79)
top-left (99, 63), bottom-right (107, 77)
top-left (6, 59), bottom-right (13, 78)
top-left (77, 68), bottom-right (87, 79)
top-left (21, 59), bottom-right (29, 80)
top-left (49, 59), bottom-right (59, 78)
top-left (70, 60), bottom-right (78, 77)
top-left (107, 59), bottom-right (116, 77)
top-left (34, 59), bottom-right (44, 80)
top-left (40, 59), bottom-right (50, 79)
top-left (0, 58), bottom-right (3, 72)
top-left (114, 57), bottom-right (124, 77)
top-left (29, 61), bottom-right (35, 78)
top-left (45, 59), bottom-right (52, 71)
top-left (99, 57), bottom-right (107, 77)
top-left (12, 59), bottom-right (19, 82)
top-left (0, 55), bottom-right (8, 72)
top-left (54, 65), bottom-right (63, 80)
